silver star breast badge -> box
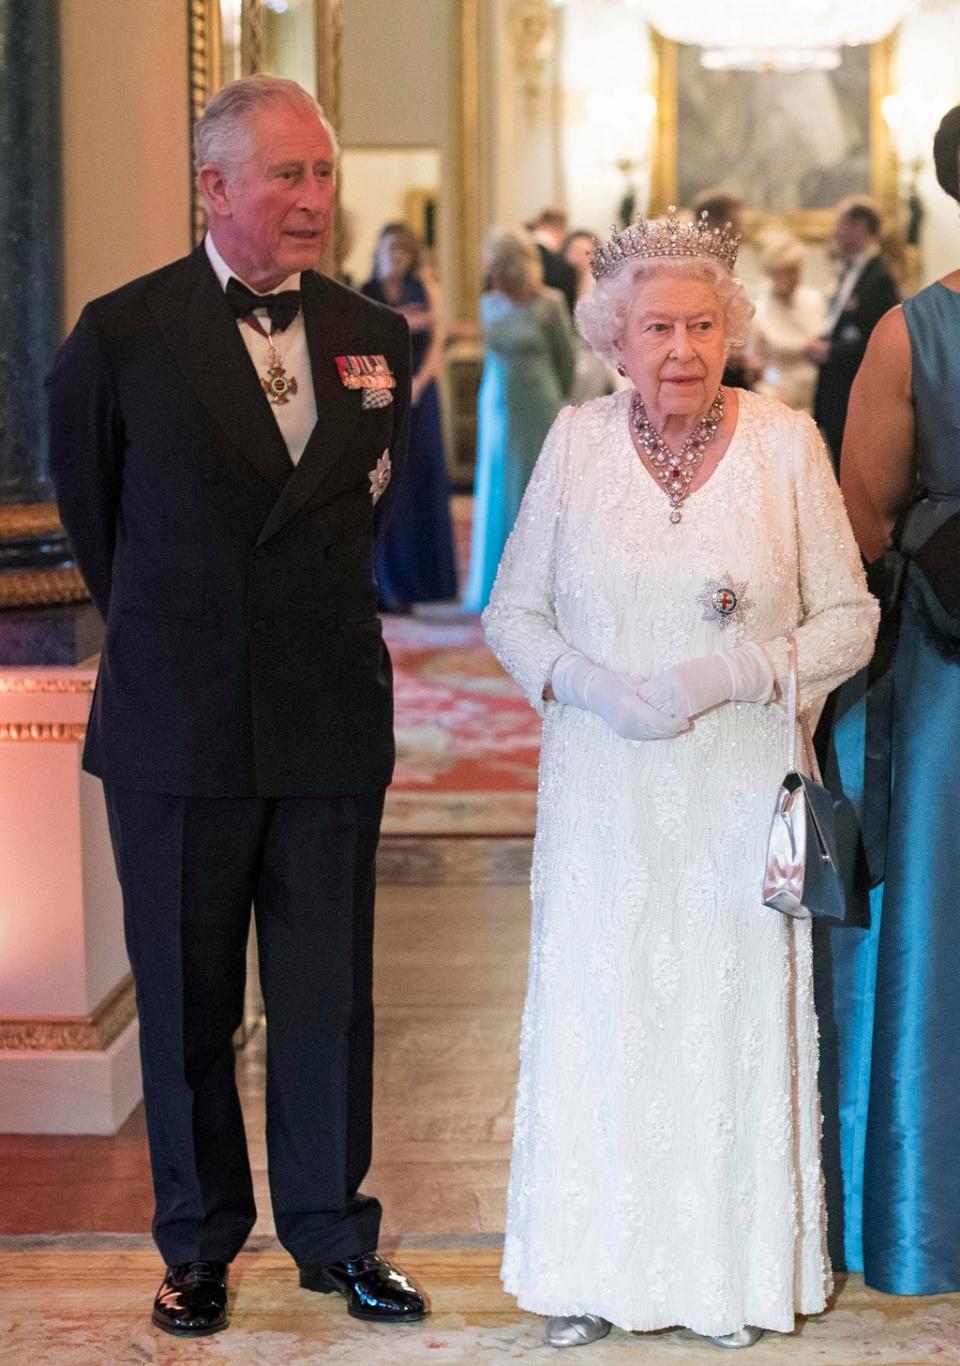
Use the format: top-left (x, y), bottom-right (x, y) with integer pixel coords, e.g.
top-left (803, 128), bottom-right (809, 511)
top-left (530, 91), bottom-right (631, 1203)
top-left (697, 573), bottom-right (752, 630)
top-left (368, 449), bottom-right (391, 505)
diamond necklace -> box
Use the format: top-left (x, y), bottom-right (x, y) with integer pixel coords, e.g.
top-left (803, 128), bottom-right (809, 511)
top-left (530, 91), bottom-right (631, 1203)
top-left (629, 388), bottom-right (724, 524)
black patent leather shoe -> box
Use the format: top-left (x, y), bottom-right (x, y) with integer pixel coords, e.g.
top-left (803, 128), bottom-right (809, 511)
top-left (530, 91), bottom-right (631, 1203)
top-left (151, 1260), bottom-right (228, 1337)
top-left (298, 1250), bottom-right (427, 1322)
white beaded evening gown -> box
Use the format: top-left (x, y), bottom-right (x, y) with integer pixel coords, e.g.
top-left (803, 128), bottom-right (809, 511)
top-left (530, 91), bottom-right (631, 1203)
top-left (483, 389), bottom-right (878, 1337)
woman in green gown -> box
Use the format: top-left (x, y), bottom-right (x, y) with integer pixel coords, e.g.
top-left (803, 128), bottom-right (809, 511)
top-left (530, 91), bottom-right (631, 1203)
top-left (464, 231), bottom-right (574, 611)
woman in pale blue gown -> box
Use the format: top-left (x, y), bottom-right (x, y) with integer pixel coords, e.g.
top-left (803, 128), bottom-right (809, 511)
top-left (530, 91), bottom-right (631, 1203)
top-left (464, 232), bottom-right (574, 611)
top-left (817, 103), bottom-right (960, 1296)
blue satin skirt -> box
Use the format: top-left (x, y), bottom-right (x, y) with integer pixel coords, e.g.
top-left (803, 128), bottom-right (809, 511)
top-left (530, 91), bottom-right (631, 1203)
top-left (817, 569), bottom-right (960, 1294)
top-left (375, 380), bottom-right (457, 610)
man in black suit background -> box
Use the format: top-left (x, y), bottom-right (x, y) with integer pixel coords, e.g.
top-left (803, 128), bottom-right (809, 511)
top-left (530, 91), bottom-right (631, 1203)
top-left (47, 75), bottom-right (426, 1338)
top-left (806, 197), bottom-right (900, 468)
top-left (691, 188), bottom-right (754, 392)
top-left (528, 206), bottom-right (579, 317)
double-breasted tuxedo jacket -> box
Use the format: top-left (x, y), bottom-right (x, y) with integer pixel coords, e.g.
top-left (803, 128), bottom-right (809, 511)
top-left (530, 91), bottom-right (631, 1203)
top-left (814, 254), bottom-right (899, 466)
top-left (48, 244), bottom-right (411, 798)
top-left (47, 245), bottom-right (413, 1269)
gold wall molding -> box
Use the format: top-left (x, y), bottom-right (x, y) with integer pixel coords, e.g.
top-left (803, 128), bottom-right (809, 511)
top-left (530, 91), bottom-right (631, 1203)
top-left (0, 567), bottom-right (89, 609)
top-left (189, 0), bottom-right (222, 244)
top-left (870, 32), bottom-right (899, 220)
top-left (0, 976), bottom-right (136, 1053)
top-left (242, 0), bottom-right (264, 76)
top-left (0, 503), bottom-right (63, 539)
top-left (315, 0), bottom-right (343, 279)
top-left (188, 0), bottom-right (222, 130)
top-left (315, 0), bottom-right (342, 134)
top-left (0, 674), bottom-right (94, 694)
top-left (455, 0), bottom-right (482, 323)
top-left (650, 29), bottom-right (677, 217)
top-left (0, 503), bottom-right (90, 609)
top-left (509, 0), bottom-right (554, 120)
top-left (0, 721), bottom-right (87, 743)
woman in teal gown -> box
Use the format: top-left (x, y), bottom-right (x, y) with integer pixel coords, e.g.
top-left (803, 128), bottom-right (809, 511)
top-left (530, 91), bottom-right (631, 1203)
top-left (818, 104), bottom-right (960, 1295)
top-left (464, 232), bottom-right (574, 611)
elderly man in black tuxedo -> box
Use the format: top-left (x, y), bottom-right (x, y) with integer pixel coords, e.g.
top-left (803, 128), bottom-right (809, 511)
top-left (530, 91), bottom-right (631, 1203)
top-left (805, 197), bottom-right (900, 468)
top-left (47, 75), bottom-right (426, 1338)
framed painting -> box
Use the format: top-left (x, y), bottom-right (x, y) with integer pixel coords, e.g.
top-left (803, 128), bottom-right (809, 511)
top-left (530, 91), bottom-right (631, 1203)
top-left (649, 31), bottom-right (898, 240)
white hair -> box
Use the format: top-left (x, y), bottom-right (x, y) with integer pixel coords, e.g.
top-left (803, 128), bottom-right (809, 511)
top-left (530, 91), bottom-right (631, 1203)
top-left (576, 256), bottom-right (755, 364)
top-left (193, 74), bottom-right (339, 180)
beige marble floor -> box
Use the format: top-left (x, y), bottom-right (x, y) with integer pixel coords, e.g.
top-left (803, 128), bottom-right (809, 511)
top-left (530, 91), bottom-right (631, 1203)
top-left (240, 881), bottom-right (532, 1243)
top-left (3, 879), bottom-right (960, 1361)
top-left (3, 1251), bottom-right (960, 1364)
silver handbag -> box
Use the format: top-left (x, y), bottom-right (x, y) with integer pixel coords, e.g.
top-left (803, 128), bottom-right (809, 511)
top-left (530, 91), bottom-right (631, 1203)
top-left (762, 637), bottom-right (846, 922)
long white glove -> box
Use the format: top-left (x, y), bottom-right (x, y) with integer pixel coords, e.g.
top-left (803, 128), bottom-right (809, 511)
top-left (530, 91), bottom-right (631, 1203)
top-left (551, 650), bottom-right (690, 741)
top-left (636, 641), bottom-right (775, 721)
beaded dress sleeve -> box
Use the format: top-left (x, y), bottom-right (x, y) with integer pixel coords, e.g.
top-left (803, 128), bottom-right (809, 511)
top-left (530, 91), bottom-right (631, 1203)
top-left (482, 404), bottom-right (576, 715)
top-left (761, 408), bottom-right (879, 712)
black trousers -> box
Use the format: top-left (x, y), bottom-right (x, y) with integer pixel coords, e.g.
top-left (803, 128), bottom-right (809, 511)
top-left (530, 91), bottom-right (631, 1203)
top-left (104, 784), bottom-right (385, 1268)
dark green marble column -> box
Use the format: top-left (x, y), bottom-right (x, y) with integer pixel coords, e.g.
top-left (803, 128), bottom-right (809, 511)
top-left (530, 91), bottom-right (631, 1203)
top-left (0, 0), bottom-right (101, 662)
top-left (0, 0), bottom-right (62, 505)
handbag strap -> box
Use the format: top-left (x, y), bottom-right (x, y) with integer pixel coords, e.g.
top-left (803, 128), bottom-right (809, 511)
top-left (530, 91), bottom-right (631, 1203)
top-left (786, 635), bottom-right (798, 772)
top-left (786, 635), bottom-right (824, 782)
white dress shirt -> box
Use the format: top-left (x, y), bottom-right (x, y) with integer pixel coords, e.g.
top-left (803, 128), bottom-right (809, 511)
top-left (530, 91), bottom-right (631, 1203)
top-left (821, 243), bottom-right (880, 340)
top-left (205, 233), bottom-right (318, 465)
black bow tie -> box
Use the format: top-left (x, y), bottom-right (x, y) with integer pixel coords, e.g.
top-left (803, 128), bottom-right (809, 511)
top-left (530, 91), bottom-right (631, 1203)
top-left (225, 277), bottom-right (301, 332)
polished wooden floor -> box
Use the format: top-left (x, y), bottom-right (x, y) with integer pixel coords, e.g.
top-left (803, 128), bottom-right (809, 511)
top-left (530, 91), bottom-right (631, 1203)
top-left (0, 881), bottom-right (532, 1243)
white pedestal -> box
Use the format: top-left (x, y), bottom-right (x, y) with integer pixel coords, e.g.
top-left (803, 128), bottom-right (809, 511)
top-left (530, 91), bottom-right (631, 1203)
top-left (0, 665), bottom-right (142, 1133)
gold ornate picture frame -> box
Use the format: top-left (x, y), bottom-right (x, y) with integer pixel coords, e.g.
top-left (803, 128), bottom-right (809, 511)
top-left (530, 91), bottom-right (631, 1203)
top-left (649, 30), bottom-right (898, 241)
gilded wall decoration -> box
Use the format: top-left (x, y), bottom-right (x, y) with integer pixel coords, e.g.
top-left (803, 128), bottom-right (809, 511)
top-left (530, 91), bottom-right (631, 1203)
top-left (0, 722), bottom-right (87, 742)
top-left (0, 976), bottom-right (136, 1052)
top-left (509, 0), bottom-right (555, 120)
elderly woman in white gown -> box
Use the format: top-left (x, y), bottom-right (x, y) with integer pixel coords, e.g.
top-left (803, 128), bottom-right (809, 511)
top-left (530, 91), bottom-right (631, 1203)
top-left (482, 213), bottom-right (878, 1350)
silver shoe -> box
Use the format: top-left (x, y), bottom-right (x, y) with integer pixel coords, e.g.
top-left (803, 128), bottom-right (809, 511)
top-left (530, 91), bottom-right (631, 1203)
top-left (709, 1326), bottom-right (763, 1349)
top-left (545, 1314), bottom-right (611, 1348)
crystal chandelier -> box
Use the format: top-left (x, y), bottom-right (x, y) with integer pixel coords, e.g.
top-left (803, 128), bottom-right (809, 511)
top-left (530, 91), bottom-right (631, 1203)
top-left (642, 0), bottom-right (917, 69)
top-left (552, 1), bottom-right (920, 71)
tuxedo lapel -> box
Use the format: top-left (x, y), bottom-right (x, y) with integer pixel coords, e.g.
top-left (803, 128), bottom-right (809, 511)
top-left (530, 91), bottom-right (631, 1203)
top-left (146, 245), bottom-right (294, 491)
top-left (255, 271), bottom-right (362, 547)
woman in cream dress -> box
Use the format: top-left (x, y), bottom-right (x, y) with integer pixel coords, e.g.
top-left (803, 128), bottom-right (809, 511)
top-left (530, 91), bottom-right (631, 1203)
top-left (750, 233), bottom-right (826, 412)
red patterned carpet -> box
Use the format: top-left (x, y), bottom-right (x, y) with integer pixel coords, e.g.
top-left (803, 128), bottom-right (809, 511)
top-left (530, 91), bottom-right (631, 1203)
top-left (381, 615), bottom-right (540, 836)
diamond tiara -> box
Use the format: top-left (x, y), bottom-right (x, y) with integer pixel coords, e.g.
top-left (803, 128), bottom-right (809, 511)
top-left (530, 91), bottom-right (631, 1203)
top-left (590, 207), bottom-right (740, 281)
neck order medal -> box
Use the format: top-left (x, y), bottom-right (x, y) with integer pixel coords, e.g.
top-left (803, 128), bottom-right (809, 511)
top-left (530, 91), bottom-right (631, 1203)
top-left (260, 333), bottom-right (298, 406)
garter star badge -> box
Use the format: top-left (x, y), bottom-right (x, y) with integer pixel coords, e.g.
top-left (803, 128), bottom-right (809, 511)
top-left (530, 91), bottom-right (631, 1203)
top-left (368, 449), bottom-right (391, 505)
top-left (697, 574), bottom-right (752, 630)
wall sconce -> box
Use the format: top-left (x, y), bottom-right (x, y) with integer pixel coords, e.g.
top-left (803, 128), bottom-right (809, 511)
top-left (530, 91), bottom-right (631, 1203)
top-left (586, 86), bottom-right (657, 224)
top-left (882, 82), bottom-right (943, 245)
